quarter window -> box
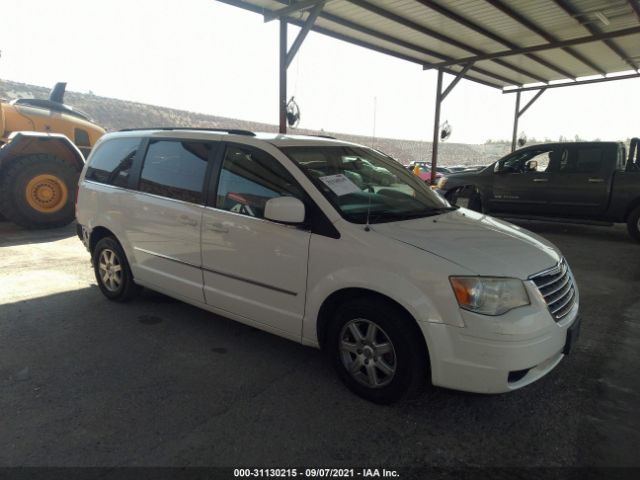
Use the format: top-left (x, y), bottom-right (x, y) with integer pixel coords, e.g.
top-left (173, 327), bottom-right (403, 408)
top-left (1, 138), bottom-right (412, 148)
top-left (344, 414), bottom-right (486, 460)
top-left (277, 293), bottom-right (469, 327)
top-left (139, 140), bottom-right (212, 204)
top-left (216, 145), bottom-right (303, 219)
top-left (85, 137), bottom-right (139, 188)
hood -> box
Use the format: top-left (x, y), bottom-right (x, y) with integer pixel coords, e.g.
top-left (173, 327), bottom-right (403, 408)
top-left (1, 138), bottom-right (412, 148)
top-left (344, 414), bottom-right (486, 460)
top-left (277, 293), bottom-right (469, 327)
top-left (372, 209), bottom-right (560, 279)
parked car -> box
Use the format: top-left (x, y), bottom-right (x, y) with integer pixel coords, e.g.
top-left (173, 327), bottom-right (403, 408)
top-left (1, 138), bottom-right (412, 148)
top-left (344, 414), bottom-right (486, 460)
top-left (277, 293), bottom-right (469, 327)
top-left (406, 161), bottom-right (443, 183)
top-left (445, 165), bottom-right (470, 173)
top-left (76, 129), bottom-right (580, 404)
top-left (438, 139), bottom-right (640, 242)
top-left (407, 162), bottom-right (452, 178)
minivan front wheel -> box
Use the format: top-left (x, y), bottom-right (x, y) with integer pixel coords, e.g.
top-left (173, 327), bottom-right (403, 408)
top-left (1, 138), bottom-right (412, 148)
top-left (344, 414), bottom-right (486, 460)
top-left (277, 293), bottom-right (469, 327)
top-left (92, 236), bottom-right (139, 301)
top-left (328, 298), bottom-right (427, 404)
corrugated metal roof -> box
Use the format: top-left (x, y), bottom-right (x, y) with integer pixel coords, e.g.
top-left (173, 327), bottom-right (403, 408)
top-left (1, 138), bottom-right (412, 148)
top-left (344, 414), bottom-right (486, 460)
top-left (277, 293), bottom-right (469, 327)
top-left (219, 0), bottom-right (640, 90)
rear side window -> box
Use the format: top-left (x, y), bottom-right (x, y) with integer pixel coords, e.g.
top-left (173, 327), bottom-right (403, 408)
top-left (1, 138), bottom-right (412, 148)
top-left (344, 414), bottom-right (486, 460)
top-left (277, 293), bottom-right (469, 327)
top-left (216, 145), bottom-right (303, 219)
top-left (560, 148), bottom-right (603, 174)
top-left (139, 140), bottom-right (212, 204)
top-left (85, 138), bottom-right (139, 188)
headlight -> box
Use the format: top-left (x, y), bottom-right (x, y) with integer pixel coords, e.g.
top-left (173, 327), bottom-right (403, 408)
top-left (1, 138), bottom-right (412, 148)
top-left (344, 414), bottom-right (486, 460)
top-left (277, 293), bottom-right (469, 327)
top-left (449, 277), bottom-right (530, 316)
top-left (437, 177), bottom-right (447, 189)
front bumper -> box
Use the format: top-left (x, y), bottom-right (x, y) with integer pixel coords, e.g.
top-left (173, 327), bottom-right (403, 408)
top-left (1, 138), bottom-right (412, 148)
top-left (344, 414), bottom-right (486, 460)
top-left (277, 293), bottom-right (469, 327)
top-left (418, 288), bottom-right (580, 394)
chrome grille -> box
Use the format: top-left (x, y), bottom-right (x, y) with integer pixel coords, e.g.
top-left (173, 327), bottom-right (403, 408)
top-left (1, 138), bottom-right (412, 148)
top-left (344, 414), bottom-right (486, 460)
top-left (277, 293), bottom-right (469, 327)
top-left (530, 259), bottom-right (576, 321)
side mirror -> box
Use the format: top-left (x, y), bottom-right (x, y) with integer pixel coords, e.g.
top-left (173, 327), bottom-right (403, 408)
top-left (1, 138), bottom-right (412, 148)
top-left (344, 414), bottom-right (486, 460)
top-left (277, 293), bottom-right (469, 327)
top-left (264, 196), bottom-right (305, 224)
top-left (525, 159), bottom-right (538, 171)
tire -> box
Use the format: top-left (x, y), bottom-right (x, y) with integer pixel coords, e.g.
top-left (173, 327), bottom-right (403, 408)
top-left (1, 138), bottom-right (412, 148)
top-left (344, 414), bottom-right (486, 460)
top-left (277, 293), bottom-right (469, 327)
top-left (467, 191), bottom-right (482, 212)
top-left (446, 186), bottom-right (482, 212)
top-left (92, 236), bottom-right (140, 301)
top-left (627, 205), bottom-right (640, 243)
top-left (0, 154), bottom-right (78, 229)
top-left (327, 298), bottom-right (428, 404)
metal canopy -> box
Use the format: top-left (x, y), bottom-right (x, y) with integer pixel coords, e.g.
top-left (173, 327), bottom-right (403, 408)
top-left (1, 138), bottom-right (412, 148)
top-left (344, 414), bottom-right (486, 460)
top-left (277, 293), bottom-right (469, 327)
top-left (219, 0), bottom-right (640, 91)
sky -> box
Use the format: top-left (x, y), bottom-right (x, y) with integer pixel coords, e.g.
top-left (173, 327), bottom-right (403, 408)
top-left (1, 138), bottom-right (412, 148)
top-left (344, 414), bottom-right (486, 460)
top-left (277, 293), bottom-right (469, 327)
top-left (1, 0), bottom-right (638, 144)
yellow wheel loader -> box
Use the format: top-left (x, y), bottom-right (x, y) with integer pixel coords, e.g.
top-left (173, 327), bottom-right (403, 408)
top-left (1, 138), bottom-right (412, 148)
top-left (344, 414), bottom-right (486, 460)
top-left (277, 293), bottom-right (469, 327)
top-left (0, 83), bottom-right (105, 228)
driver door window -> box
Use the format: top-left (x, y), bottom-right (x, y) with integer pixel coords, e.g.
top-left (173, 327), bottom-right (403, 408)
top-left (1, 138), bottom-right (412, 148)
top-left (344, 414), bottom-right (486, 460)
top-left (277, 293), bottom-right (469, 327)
top-left (216, 145), bottom-right (304, 219)
top-left (500, 148), bottom-right (553, 174)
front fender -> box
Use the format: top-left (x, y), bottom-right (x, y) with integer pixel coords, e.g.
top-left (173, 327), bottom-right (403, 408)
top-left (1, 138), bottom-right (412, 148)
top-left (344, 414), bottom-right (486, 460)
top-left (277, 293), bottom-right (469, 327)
top-left (301, 228), bottom-right (468, 347)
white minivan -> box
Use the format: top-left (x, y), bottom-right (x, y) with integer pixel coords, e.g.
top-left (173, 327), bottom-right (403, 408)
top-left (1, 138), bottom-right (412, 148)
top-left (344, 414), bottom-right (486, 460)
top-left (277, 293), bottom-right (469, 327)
top-left (76, 128), bottom-right (580, 403)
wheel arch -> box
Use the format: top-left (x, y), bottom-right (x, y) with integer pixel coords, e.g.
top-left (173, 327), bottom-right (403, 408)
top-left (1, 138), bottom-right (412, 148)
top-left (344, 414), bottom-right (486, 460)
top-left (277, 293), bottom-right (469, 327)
top-left (89, 226), bottom-right (117, 254)
top-left (445, 184), bottom-right (484, 209)
top-left (624, 197), bottom-right (640, 222)
top-left (315, 287), bottom-right (429, 362)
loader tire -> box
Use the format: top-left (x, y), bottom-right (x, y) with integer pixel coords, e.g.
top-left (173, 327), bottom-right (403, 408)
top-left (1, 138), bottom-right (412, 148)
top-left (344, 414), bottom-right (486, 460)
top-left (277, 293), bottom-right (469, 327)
top-left (0, 154), bottom-right (78, 229)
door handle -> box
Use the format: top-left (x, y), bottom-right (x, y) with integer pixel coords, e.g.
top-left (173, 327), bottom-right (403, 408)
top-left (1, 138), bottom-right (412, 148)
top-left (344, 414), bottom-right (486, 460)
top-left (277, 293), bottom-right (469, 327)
top-left (178, 215), bottom-right (198, 227)
top-left (588, 178), bottom-right (604, 183)
top-left (206, 222), bottom-right (228, 233)
top-left (532, 178), bottom-right (548, 182)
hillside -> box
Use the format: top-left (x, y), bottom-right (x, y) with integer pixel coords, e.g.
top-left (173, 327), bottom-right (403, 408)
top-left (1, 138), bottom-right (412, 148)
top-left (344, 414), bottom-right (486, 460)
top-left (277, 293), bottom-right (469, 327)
top-left (0, 79), bottom-right (509, 165)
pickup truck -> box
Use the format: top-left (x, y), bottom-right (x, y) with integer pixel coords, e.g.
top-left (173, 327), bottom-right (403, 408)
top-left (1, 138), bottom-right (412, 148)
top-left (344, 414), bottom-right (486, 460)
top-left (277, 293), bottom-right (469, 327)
top-left (438, 138), bottom-right (640, 242)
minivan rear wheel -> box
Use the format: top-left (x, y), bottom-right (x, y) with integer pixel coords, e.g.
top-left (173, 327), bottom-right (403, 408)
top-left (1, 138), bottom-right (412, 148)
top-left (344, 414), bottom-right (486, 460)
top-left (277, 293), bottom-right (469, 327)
top-left (92, 236), bottom-right (140, 301)
top-left (327, 298), bottom-right (427, 404)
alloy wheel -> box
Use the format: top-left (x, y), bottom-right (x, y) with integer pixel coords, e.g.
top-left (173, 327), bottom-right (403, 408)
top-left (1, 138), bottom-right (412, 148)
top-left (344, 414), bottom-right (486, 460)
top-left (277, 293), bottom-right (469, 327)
top-left (339, 318), bottom-right (397, 388)
top-left (98, 248), bottom-right (123, 292)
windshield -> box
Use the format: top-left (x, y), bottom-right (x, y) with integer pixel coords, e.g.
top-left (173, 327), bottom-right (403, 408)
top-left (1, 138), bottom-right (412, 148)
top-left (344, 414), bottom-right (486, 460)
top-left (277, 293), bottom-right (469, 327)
top-left (282, 146), bottom-right (454, 224)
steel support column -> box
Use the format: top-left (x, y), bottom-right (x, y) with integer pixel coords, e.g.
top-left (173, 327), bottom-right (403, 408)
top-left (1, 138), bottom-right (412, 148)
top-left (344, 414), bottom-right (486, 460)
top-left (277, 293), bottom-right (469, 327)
top-left (277, 2), bottom-right (325, 134)
top-left (511, 88), bottom-right (546, 152)
top-left (430, 69), bottom-right (444, 184)
top-left (279, 19), bottom-right (288, 134)
top-left (430, 64), bottom-right (472, 183)
top-left (510, 92), bottom-right (521, 152)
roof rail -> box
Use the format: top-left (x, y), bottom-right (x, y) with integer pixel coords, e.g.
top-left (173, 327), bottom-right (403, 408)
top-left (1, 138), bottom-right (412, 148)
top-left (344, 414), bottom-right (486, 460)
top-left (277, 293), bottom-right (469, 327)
top-left (118, 127), bottom-right (256, 136)
top-left (308, 134), bottom-right (337, 139)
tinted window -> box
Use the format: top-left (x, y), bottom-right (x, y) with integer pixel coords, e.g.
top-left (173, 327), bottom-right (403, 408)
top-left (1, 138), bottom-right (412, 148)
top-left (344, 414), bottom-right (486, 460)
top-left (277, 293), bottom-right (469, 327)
top-left (74, 128), bottom-right (90, 147)
top-left (216, 145), bottom-right (303, 219)
top-left (85, 137), bottom-right (139, 188)
top-left (499, 148), bottom-right (552, 173)
top-left (139, 140), bottom-right (212, 204)
top-left (560, 148), bottom-right (603, 174)
top-left (575, 148), bottom-right (603, 173)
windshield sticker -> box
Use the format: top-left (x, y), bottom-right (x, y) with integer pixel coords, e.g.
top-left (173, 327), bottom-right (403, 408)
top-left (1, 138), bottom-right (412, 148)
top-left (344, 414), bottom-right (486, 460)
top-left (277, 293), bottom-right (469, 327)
top-left (319, 174), bottom-right (361, 196)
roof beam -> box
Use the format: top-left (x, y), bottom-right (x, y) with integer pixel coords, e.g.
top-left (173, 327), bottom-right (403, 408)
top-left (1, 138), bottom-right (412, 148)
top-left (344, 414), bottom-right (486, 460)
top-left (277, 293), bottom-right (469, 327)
top-left (552, 0), bottom-right (639, 70)
top-left (427, 26), bottom-right (640, 69)
top-left (317, 12), bottom-right (521, 85)
top-left (503, 72), bottom-right (640, 93)
top-left (268, 0), bottom-right (521, 87)
top-left (217, 0), bottom-right (508, 88)
top-left (345, 0), bottom-right (546, 84)
top-left (441, 63), bottom-right (474, 100)
top-left (264, 0), bottom-right (325, 22)
top-left (415, 0), bottom-right (576, 80)
top-left (299, 23), bottom-right (504, 90)
top-left (285, 1), bottom-right (324, 67)
top-left (484, 0), bottom-right (608, 75)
